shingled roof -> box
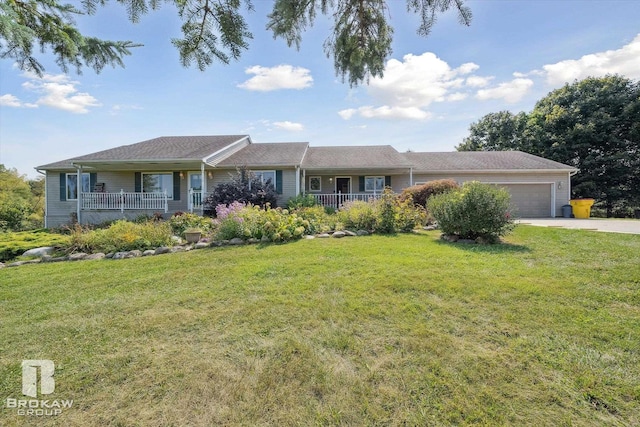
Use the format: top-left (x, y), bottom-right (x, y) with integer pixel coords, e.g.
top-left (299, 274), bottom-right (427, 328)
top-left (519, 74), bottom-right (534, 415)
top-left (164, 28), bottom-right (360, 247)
top-left (216, 142), bottom-right (309, 167)
top-left (37, 135), bottom-right (250, 169)
top-left (302, 146), bottom-right (411, 170)
top-left (404, 151), bottom-right (577, 172)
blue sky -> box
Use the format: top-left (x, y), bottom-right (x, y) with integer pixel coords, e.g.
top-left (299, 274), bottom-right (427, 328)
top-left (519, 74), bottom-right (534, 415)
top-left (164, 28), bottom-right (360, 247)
top-left (1, 0), bottom-right (639, 178)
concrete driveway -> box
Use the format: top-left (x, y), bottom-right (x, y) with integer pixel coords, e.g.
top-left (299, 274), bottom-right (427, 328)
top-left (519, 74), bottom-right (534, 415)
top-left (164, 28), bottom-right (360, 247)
top-left (516, 218), bottom-right (640, 235)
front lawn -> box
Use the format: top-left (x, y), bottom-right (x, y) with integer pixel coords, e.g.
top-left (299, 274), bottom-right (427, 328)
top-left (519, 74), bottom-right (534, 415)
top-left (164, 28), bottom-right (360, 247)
top-left (1, 226), bottom-right (638, 426)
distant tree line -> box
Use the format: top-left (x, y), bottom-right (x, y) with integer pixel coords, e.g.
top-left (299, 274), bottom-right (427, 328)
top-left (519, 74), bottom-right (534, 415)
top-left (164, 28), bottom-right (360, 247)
top-left (0, 165), bottom-right (44, 230)
top-left (457, 75), bottom-right (640, 217)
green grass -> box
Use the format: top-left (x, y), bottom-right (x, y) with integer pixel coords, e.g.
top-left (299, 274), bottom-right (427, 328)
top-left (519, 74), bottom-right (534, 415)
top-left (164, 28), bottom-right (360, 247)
top-left (1, 226), bottom-right (639, 426)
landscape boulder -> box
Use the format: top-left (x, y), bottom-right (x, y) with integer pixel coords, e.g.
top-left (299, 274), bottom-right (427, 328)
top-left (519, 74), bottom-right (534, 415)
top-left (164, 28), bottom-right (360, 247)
top-left (22, 247), bottom-right (55, 257)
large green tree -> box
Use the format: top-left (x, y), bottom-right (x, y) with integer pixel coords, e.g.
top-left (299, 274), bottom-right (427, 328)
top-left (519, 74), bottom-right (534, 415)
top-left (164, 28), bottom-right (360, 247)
top-left (0, 164), bottom-right (44, 230)
top-left (456, 111), bottom-right (528, 152)
top-left (0, 0), bottom-right (471, 86)
top-left (458, 76), bottom-right (640, 217)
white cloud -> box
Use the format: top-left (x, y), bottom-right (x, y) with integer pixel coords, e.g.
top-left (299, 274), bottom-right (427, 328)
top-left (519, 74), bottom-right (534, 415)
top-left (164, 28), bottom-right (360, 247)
top-left (238, 65), bottom-right (313, 91)
top-left (340, 106), bottom-right (431, 121)
top-left (465, 76), bottom-right (493, 88)
top-left (273, 121), bottom-right (304, 131)
top-left (110, 104), bottom-right (143, 115)
top-left (476, 78), bottom-right (534, 103)
top-left (542, 33), bottom-right (640, 85)
top-left (17, 73), bottom-right (101, 113)
top-left (0, 94), bottom-right (37, 108)
top-left (341, 52), bottom-right (490, 121)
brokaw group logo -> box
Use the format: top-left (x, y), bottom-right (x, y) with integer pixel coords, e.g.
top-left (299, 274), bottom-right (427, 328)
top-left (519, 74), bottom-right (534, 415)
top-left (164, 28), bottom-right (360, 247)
top-left (5, 360), bottom-right (73, 416)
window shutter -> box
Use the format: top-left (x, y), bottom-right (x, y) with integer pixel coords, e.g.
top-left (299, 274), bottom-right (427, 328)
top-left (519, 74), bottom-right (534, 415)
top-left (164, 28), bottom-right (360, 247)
top-left (275, 170), bottom-right (283, 194)
top-left (385, 176), bottom-right (391, 187)
top-left (359, 176), bottom-right (365, 192)
top-left (89, 173), bottom-right (97, 193)
top-left (59, 173), bottom-right (66, 201)
top-left (135, 172), bottom-right (142, 192)
top-left (173, 172), bottom-right (181, 201)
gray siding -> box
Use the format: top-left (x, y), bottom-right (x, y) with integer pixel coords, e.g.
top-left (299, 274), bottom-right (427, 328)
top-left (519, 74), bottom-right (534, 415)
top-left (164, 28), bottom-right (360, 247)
top-left (304, 174), bottom-right (405, 194)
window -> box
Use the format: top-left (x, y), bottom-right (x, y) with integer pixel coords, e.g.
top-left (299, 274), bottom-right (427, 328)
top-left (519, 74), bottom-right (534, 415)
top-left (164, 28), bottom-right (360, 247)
top-left (309, 176), bottom-right (321, 192)
top-left (252, 170), bottom-right (276, 187)
top-left (66, 173), bottom-right (90, 200)
top-left (142, 173), bottom-right (173, 198)
top-left (365, 176), bottom-right (385, 192)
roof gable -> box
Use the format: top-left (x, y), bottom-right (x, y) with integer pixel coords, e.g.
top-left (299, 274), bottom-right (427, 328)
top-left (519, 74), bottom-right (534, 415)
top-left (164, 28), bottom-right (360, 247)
top-left (216, 142), bottom-right (309, 167)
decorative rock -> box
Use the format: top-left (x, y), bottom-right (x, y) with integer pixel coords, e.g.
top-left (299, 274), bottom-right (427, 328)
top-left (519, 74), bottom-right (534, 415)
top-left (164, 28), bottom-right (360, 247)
top-left (247, 238), bottom-right (260, 244)
top-left (85, 253), bottom-right (106, 260)
top-left (260, 235), bottom-right (270, 243)
top-left (68, 252), bottom-right (88, 261)
top-left (22, 247), bottom-right (55, 257)
top-left (170, 246), bottom-right (186, 253)
top-left (194, 242), bottom-right (209, 249)
top-left (423, 225), bottom-right (437, 231)
top-left (112, 252), bottom-right (129, 260)
top-left (142, 250), bottom-right (156, 256)
top-left (317, 233), bottom-right (331, 238)
top-left (229, 238), bottom-right (244, 245)
top-left (171, 235), bottom-right (183, 245)
top-left (105, 252), bottom-right (115, 259)
top-left (356, 230), bottom-right (369, 236)
top-left (184, 245), bottom-right (193, 251)
top-left (332, 231), bottom-right (346, 238)
top-left (211, 241), bottom-right (224, 247)
top-left (128, 250), bottom-right (142, 258)
top-left (343, 230), bottom-right (357, 237)
top-left (221, 240), bottom-right (230, 245)
top-left (304, 235), bottom-right (315, 240)
top-left (154, 246), bottom-right (171, 255)
top-left (43, 255), bottom-right (67, 262)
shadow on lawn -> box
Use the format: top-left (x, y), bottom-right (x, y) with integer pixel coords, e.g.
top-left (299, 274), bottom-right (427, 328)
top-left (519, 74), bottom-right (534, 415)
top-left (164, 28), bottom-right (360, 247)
top-left (432, 237), bottom-right (531, 254)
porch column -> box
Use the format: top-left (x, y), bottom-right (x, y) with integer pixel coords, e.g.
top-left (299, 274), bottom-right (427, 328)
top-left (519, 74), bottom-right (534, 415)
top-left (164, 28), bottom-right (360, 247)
top-left (409, 167), bottom-right (413, 186)
top-left (295, 166), bottom-right (300, 195)
top-left (302, 169), bottom-right (306, 193)
top-left (76, 164), bottom-right (82, 224)
top-left (551, 183), bottom-right (556, 218)
top-left (201, 163), bottom-right (207, 212)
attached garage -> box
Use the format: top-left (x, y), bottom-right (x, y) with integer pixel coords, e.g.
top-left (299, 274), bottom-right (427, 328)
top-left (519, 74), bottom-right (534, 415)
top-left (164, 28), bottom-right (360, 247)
top-left (494, 183), bottom-right (553, 218)
top-left (404, 151), bottom-right (578, 218)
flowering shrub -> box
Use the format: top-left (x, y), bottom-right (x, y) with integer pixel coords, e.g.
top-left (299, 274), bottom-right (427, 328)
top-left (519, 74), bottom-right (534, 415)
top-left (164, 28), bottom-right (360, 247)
top-left (215, 201), bottom-right (246, 220)
top-left (168, 212), bottom-right (214, 236)
top-left (69, 220), bottom-right (173, 253)
top-left (203, 167), bottom-right (278, 213)
top-left (337, 200), bottom-right (377, 230)
top-left (294, 205), bottom-right (335, 234)
top-left (337, 189), bottom-right (427, 234)
top-left (427, 181), bottom-right (515, 242)
top-left (214, 204), bottom-right (315, 242)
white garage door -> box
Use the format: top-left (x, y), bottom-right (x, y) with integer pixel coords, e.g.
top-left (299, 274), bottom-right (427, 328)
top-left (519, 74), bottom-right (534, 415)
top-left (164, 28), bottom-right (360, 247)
top-left (497, 184), bottom-right (552, 218)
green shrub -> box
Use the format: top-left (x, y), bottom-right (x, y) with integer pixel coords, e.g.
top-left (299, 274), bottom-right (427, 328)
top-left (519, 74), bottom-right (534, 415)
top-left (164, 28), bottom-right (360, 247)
top-left (69, 220), bottom-right (173, 253)
top-left (395, 195), bottom-right (428, 232)
top-left (400, 179), bottom-right (459, 208)
top-left (0, 229), bottom-right (70, 261)
top-left (374, 189), bottom-right (397, 234)
top-left (337, 200), bottom-right (377, 231)
top-left (294, 205), bottom-right (335, 234)
top-left (168, 212), bottom-right (214, 236)
top-left (427, 181), bottom-right (515, 242)
top-left (287, 193), bottom-right (318, 210)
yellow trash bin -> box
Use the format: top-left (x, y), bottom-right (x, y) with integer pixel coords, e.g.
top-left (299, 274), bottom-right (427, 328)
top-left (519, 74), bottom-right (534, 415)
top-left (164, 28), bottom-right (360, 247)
top-left (570, 199), bottom-right (595, 219)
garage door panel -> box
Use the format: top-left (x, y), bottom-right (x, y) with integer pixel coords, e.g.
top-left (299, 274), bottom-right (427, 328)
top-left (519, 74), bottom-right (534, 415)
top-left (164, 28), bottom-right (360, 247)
top-left (497, 184), bottom-right (551, 218)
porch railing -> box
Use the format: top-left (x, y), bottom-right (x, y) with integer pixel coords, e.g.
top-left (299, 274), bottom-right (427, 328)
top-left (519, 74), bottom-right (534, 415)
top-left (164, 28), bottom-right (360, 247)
top-left (312, 193), bottom-right (378, 208)
top-left (188, 189), bottom-right (207, 213)
top-left (81, 191), bottom-right (168, 213)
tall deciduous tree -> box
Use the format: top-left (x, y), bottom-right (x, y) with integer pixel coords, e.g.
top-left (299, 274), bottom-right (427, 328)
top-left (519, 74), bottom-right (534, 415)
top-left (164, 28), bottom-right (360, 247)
top-left (0, 0), bottom-right (471, 86)
top-left (456, 111), bottom-right (528, 151)
top-left (526, 76), bottom-right (640, 216)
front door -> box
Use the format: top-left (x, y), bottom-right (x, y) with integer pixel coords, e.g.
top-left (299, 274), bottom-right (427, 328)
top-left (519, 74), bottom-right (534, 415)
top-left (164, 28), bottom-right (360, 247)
top-left (336, 177), bottom-right (350, 194)
top-left (188, 172), bottom-right (203, 210)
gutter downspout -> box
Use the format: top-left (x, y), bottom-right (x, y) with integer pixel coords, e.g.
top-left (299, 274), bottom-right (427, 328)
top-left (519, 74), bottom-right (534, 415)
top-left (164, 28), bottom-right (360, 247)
top-left (201, 162), bottom-right (207, 214)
